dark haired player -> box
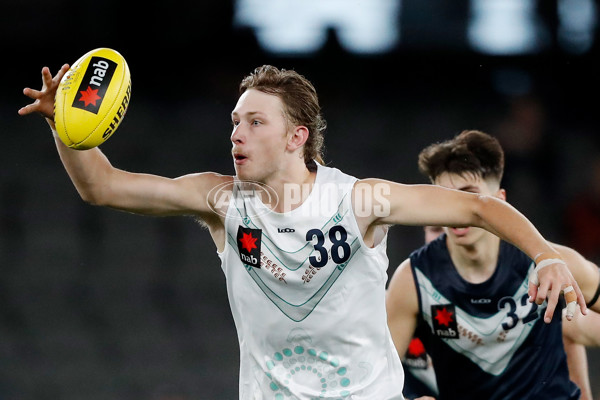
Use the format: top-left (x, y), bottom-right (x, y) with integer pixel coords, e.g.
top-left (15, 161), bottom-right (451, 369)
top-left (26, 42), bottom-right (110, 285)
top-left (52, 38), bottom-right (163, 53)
top-left (387, 130), bottom-right (600, 400)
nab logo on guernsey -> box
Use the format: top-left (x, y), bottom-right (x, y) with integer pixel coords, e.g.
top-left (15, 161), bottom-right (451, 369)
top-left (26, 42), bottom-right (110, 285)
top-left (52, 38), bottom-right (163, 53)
top-left (72, 56), bottom-right (117, 114)
top-left (237, 226), bottom-right (262, 268)
top-left (431, 304), bottom-right (459, 339)
top-left (404, 337), bottom-right (428, 369)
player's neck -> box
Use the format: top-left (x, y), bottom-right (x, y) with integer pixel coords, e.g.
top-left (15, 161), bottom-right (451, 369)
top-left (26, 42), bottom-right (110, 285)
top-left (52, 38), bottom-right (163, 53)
top-left (264, 161), bottom-right (316, 213)
top-left (446, 232), bottom-right (501, 284)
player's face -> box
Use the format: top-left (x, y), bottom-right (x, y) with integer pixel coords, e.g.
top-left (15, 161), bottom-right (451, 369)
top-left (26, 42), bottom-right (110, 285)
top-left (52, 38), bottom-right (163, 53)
top-left (424, 225), bottom-right (444, 244)
top-left (230, 89), bottom-right (290, 182)
top-left (434, 172), bottom-right (504, 246)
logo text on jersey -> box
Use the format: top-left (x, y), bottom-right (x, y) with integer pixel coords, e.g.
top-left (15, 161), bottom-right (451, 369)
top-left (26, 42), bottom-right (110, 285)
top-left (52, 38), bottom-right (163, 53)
top-left (470, 298), bottom-right (492, 304)
top-left (431, 304), bottom-right (459, 339)
top-left (237, 226), bottom-right (262, 268)
top-left (277, 228), bottom-right (295, 233)
top-left (72, 56), bottom-right (117, 114)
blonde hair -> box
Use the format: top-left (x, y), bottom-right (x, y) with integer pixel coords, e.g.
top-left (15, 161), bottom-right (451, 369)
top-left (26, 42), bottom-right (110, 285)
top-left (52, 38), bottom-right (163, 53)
top-left (240, 65), bottom-right (326, 165)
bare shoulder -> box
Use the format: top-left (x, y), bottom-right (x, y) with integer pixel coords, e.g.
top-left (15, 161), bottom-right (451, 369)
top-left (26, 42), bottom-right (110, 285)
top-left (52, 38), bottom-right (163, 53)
top-left (165, 172), bottom-right (233, 219)
top-left (352, 178), bottom-right (399, 231)
top-left (388, 258), bottom-right (415, 289)
top-left (386, 258), bottom-right (418, 306)
top-left (180, 173), bottom-right (233, 251)
top-left (353, 177), bottom-right (404, 196)
top-left (386, 258), bottom-right (420, 341)
top-left (175, 172), bottom-right (233, 202)
top-left (192, 172), bottom-right (233, 214)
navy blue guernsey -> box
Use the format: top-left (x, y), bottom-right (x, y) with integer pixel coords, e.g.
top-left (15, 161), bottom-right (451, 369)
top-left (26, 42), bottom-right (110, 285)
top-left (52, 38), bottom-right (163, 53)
top-left (409, 234), bottom-right (580, 400)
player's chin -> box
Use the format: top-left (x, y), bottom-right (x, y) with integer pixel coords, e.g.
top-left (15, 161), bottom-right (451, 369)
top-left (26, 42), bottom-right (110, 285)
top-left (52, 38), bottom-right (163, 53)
top-left (234, 165), bottom-right (255, 182)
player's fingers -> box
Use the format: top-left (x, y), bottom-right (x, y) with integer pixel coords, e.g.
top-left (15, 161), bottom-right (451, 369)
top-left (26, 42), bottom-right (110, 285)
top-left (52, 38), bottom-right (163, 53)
top-left (18, 101), bottom-right (40, 116)
top-left (528, 281), bottom-right (538, 303)
top-left (53, 64), bottom-right (70, 85)
top-left (563, 285), bottom-right (577, 321)
top-left (544, 285), bottom-right (561, 323)
top-left (18, 104), bottom-right (29, 116)
top-left (24, 86), bottom-right (43, 99)
top-left (565, 301), bottom-right (577, 321)
top-left (572, 280), bottom-right (588, 316)
top-left (41, 66), bottom-right (53, 88)
top-left (535, 279), bottom-right (550, 306)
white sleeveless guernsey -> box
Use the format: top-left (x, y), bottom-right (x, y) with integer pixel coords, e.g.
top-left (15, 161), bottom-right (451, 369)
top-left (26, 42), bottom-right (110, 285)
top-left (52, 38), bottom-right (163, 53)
top-left (218, 163), bottom-right (405, 400)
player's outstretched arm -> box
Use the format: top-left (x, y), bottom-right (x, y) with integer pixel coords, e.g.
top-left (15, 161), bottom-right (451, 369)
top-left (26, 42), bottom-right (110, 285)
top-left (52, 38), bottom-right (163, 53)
top-left (19, 66), bottom-right (228, 228)
top-left (354, 179), bottom-right (587, 323)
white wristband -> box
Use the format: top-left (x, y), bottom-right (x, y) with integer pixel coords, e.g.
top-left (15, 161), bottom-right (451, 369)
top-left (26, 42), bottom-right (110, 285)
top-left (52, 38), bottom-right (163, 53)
top-left (529, 258), bottom-right (566, 286)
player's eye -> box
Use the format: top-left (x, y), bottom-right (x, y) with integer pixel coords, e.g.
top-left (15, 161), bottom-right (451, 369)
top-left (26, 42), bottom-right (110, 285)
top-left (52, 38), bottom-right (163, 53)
top-left (252, 120), bottom-right (262, 125)
top-left (232, 120), bottom-right (240, 127)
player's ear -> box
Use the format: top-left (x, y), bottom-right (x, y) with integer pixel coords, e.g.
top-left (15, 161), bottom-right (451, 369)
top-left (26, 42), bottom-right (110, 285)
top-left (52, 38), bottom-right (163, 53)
top-left (287, 125), bottom-right (309, 151)
top-left (496, 188), bottom-right (507, 201)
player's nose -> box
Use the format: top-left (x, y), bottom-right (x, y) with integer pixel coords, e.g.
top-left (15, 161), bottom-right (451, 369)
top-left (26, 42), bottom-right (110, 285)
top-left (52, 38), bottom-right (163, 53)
top-left (231, 124), bottom-right (245, 144)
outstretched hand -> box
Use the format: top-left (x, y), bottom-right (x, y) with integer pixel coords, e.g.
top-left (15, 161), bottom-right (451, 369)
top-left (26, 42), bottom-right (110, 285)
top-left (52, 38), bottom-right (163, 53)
top-left (528, 259), bottom-right (588, 323)
top-left (18, 64), bottom-right (70, 120)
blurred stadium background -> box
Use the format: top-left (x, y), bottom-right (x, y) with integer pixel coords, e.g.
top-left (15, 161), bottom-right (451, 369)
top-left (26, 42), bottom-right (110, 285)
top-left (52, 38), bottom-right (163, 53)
top-left (2, 0), bottom-right (600, 398)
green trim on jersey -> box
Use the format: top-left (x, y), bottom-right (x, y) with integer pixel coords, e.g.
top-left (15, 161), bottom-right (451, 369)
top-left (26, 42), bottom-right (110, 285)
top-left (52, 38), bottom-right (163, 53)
top-left (227, 232), bottom-right (360, 322)
top-left (414, 265), bottom-right (541, 376)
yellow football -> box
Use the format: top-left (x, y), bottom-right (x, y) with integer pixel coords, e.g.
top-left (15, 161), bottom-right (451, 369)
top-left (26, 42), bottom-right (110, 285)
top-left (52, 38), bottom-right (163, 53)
top-left (54, 48), bottom-right (131, 150)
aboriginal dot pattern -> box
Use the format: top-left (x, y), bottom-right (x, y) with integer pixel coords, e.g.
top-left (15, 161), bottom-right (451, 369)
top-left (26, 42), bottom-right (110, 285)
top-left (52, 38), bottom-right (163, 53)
top-left (265, 346), bottom-right (351, 399)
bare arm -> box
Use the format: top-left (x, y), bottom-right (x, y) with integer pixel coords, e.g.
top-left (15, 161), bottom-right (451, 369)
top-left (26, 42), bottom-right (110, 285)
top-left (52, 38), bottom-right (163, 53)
top-left (386, 259), bottom-right (420, 357)
top-left (50, 131), bottom-right (229, 217)
top-left (562, 307), bottom-right (600, 347)
top-left (563, 310), bottom-right (597, 400)
top-left (359, 179), bottom-right (559, 259)
top-left (355, 179), bottom-right (587, 322)
top-left (551, 243), bottom-right (600, 313)
top-left (19, 65), bottom-right (229, 248)
top-left (563, 335), bottom-right (592, 400)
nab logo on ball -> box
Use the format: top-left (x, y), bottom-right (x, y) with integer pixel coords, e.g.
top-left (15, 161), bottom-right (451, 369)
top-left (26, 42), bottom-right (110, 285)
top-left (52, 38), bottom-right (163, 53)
top-left (72, 56), bottom-right (117, 114)
top-left (55, 48), bottom-right (131, 150)
top-left (237, 226), bottom-right (262, 268)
